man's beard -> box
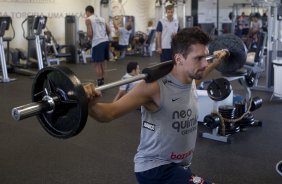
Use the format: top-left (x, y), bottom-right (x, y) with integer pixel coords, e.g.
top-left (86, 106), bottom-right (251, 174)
top-left (190, 71), bottom-right (204, 80)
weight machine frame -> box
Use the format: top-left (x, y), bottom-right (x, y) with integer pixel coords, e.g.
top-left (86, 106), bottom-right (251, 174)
top-left (0, 16), bottom-right (16, 83)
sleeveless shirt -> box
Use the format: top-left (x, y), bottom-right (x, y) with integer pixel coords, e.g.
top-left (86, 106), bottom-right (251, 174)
top-left (134, 73), bottom-right (199, 172)
top-left (87, 14), bottom-right (109, 47)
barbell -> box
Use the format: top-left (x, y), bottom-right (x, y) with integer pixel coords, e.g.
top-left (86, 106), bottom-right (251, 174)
top-left (11, 60), bottom-right (174, 139)
top-left (11, 34), bottom-right (248, 139)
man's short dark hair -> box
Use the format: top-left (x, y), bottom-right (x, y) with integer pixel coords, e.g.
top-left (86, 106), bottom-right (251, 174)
top-left (127, 62), bottom-right (138, 73)
top-left (85, 5), bottom-right (94, 14)
top-left (171, 27), bottom-right (211, 60)
top-left (165, 5), bottom-right (174, 11)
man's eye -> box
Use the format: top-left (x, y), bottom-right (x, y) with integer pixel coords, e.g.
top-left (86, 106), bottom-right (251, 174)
top-left (195, 57), bottom-right (202, 61)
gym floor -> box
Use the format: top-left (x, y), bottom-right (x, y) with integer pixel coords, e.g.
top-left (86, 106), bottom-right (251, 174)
top-left (0, 54), bottom-right (282, 184)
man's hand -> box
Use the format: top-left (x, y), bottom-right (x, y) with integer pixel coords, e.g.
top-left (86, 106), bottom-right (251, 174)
top-left (213, 49), bottom-right (229, 60)
top-left (83, 83), bottom-right (102, 101)
top-left (156, 47), bottom-right (162, 54)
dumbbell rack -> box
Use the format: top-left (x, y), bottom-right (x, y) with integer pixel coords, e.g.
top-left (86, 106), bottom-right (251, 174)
top-left (200, 75), bottom-right (262, 143)
top-left (201, 126), bottom-right (232, 143)
top-left (201, 111), bottom-right (262, 144)
top-left (200, 100), bottom-right (233, 144)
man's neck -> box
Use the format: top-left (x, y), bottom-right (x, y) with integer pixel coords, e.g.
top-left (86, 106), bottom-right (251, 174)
top-left (171, 67), bottom-right (192, 84)
top-left (166, 16), bottom-right (173, 22)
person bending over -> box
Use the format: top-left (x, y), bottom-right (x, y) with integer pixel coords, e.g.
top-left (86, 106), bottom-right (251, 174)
top-left (113, 62), bottom-right (140, 102)
top-left (84, 27), bottom-right (227, 184)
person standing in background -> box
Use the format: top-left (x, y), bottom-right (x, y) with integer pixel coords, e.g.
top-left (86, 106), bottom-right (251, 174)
top-left (156, 4), bottom-right (179, 62)
top-left (85, 5), bottom-right (111, 86)
top-left (113, 20), bottom-right (133, 60)
top-left (146, 20), bottom-right (155, 36)
top-left (248, 12), bottom-right (262, 50)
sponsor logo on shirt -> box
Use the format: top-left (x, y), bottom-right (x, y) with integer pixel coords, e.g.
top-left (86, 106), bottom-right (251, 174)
top-left (172, 97), bottom-right (181, 102)
top-left (171, 108), bottom-right (198, 135)
top-left (143, 121), bottom-right (155, 131)
top-left (170, 149), bottom-right (194, 160)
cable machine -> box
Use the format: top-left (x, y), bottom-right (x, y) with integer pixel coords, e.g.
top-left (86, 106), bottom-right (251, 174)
top-left (250, 0), bottom-right (282, 93)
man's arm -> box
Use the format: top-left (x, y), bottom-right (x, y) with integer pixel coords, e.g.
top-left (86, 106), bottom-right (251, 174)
top-left (156, 21), bottom-right (162, 53)
top-left (113, 19), bottom-right (119, 31)
top-left (112, 89), bottom-right (126, 102)
top-left (85, 81), bottom-right (160, 122)
top-left (85, 19), bottom-right (93, 40)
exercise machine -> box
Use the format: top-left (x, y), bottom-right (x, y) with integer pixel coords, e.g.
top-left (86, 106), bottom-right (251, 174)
top-left (44, 29), bottom-right (71, 65)
top-left (9, 15), bottom-right (48, 76)
top-left (0, 16), bottom-right (16, 82)
top-left (198, 34), bottom-right (263, 143)
top-left (32, 16), bottom-right (48, 70)
top-left (236, 0), bottom-right (282, 95)
top-left (65, 15), bottom-right (79, 64)
top-left (77, 30), bottom-right (92, 64)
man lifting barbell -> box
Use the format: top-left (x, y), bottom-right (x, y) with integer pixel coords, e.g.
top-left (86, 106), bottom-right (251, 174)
top-left (84, 27), bottom-right (228, 184)
top-left (12, 27), bottom-right (248, 183)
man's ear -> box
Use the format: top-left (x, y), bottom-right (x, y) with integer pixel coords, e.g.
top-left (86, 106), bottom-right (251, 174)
top-left (174, 53), bottom-right (184, 65)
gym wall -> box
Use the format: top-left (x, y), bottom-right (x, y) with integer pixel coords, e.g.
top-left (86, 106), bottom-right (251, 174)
top-left (0, 0), bottom-right (92, 50)
top-left (0, 0), bottom-right (251, 51)
top-left (90, 0), bottom-right (157, 33)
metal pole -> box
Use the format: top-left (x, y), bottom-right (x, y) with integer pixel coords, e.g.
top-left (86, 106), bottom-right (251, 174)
top-left (35, 35), bottom-right (44, 70)
top-left (0, 36), bottom-right (15, 82)
top-left (217, 0), bottom-right (219, 35)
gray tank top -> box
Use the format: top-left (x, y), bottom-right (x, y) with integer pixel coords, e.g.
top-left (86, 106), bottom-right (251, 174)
top-left (134, 73), bottom-right (199, 172)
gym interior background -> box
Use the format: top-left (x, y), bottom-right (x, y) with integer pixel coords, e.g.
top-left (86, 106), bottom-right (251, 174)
top-left (1, 0), bottom-right (282, 183)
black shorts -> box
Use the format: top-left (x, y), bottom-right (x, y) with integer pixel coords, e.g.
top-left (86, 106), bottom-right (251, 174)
top-left (91, 41), bottom-right (109, 62)
top-left (160, 49), bottom-right (172, 62)
top-left (135, 163), bottom-right (212, 184)
top-left (118, 44), bottom-right (128, 51)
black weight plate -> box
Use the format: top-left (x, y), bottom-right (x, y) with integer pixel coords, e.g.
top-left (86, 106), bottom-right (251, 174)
top-left (32, 66), bottom-right (88, 139)
top-left (207, 78), bottom-right (231, 101)
top-left (209, 34), bottom-right (247, 74)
